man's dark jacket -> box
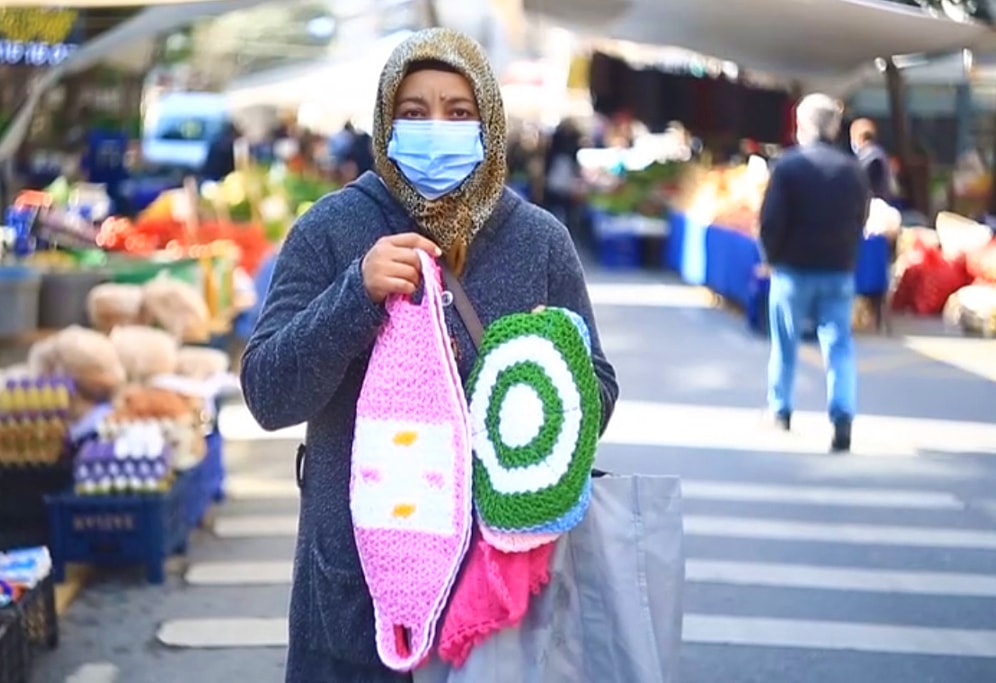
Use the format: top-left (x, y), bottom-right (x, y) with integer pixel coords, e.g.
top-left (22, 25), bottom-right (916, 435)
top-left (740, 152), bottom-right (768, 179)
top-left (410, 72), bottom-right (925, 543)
top-left (857, 143), bottom-right (894, 201)
top-left (760, 141), bottom-right (870, 272)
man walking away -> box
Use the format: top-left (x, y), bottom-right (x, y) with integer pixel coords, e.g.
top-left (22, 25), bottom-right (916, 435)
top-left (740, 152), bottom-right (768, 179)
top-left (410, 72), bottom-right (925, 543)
top-left (760, 94), bottom-right (871, 453)
top-left (849, 118), bottom-right (894, 202)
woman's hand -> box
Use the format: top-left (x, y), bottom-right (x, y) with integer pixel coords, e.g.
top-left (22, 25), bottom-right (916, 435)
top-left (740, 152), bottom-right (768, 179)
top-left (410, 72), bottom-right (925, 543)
top-left (361, 232), bottom-right (442, 303)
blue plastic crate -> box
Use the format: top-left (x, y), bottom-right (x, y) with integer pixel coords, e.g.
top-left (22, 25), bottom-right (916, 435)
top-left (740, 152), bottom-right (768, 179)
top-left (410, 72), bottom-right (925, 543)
top-left (595, 233), bottom-right (641, 269)
top-left (204, 430), bottom-right (225, 504)
top-left (184, 431), bottom-right (224, 528)
top-left (45, 467), bottom-right (197, 584)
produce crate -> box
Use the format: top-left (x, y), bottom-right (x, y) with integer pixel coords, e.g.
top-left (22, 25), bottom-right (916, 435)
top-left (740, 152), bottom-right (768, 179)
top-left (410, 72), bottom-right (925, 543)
top-left (591, 212), bottom-right (668, 271)
top-left (16, 574), bottom-right (58, 650)
top-left (0, 463), bottom-right (74, 550)
top-left (0, 608), bottom-right (29, 683)
top-left (0, 574), bottom-right (56, 683)
top-left (45, 466), bottom-right (197, 584)
top-left (203, 429), bottom-right (225, 505)
top-left (183, 431), bottom-right (225, 528)
top-left (595, 232), bottom-right (641, 270)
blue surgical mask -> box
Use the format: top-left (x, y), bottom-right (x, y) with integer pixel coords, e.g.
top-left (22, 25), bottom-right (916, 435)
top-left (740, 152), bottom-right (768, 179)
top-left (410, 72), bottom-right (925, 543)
top-left (386, 120), bottom-right (484, 200)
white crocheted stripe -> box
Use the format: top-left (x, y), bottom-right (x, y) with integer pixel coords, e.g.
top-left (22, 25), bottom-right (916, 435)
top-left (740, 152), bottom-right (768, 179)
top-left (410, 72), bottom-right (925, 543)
top-left (352, 418), bottom-right (458, 535)
top-left (469, 334), bottom-right (582, 496)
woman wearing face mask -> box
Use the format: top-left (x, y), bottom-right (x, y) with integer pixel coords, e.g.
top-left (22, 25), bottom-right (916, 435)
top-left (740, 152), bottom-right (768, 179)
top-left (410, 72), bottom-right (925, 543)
top-left (241, 28), bottom-right (618, 683)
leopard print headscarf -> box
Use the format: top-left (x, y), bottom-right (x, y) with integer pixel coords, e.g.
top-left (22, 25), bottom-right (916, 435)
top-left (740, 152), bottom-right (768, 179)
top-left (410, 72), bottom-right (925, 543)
top-left (372, 27), bottom-right (507, 275)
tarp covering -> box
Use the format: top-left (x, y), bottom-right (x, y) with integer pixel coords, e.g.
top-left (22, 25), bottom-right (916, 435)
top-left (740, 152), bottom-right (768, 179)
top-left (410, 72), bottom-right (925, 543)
top-left (0, 0), bottom-right (273, 164)
top-left (524, 0), bottom-right (995, 85)
top-left (224, 30), bottom-right (414, 132)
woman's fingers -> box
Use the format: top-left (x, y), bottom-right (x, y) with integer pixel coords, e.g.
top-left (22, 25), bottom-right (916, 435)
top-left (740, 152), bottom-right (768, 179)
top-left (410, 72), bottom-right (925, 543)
top-left (380, 261), bottom-right (420, 286)
top-left (388, 232), bottom-right (441, 256)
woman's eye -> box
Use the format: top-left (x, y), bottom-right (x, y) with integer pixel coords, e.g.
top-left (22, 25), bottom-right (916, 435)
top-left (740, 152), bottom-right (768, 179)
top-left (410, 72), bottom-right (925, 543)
top-left (450, 109), bottom-right (473, 120)
top-left (399, 109), bottom-right (425, 119)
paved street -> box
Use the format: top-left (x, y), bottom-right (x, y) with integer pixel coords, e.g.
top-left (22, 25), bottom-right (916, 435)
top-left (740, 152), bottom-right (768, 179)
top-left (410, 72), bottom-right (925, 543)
top-left (34, 267), bottom-right (996, 683)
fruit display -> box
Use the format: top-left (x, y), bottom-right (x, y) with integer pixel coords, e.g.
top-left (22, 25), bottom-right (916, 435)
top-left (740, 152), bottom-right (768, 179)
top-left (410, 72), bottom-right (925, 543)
top-left (588, 161), bottom-right (687, 217)
top-left (675, 162), bottom-right (769, 235)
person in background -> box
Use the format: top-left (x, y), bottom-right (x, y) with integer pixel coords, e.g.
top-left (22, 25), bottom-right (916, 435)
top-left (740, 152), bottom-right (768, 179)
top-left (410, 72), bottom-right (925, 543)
top-left (849, 118), bottom-right (894, 202)
top-left (340, 124), bottom-right (375, 182)
top-left (329, 120), bottom-right (357, 166)
top-left (543, 119), bottom-right (583, 231)
top-left (759, 94), bottom-right (871, 453)
top-left (202, 121), bottom-right (239, 181)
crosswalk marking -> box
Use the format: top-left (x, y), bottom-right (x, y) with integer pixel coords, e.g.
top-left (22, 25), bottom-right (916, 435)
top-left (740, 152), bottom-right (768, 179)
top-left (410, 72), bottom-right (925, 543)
top-left (585, 282), bottom-right (711, 308)
top-left (157, 618), bottom-right (287, 649)
top-left (157, 614), bottom-right (996, 658)
top-left (217, 400), bottom-right (996, 457)
top-left (223, 475), bottom-right (299, 501)
top-left (213, 515), bottom-right (297, 538)
top-left (213, 512), bottom-right (996, 551)
top-left (685, 515), bottom-right (996, 550)
top-left (65, 663), bottom-right (119, 683)
top-left (680, 481), bottom-right (963, 510)
top-left (219, 476), bottom-right (973, 511)
top-left (184, 557), bottom-right (996, 599)
top-left (686, 560), bottom-right (996, 597)
top-left (186, 560), bottom-right (293, 586)
top-left (683, 615), bottom-right (996, 658)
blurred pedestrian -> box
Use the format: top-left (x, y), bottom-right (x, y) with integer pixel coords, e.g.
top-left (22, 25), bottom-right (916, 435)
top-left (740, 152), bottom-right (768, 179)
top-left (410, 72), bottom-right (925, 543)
top-left (760, 94), bottom-right (871, 452)
top-left (849, 118), bottom-right (895, 202)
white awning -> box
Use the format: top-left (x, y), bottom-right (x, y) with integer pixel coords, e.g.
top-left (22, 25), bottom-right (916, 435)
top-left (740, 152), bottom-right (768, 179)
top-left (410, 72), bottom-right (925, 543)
top-left (1, 0), bottom-right (231, 5)
top-left (0, 0), bottom-right (274, 164)
top-left (525, 0), bottom-right (996, 86)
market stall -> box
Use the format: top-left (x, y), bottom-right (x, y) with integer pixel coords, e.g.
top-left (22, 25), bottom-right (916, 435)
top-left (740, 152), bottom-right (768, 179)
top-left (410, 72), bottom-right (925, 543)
top-left (665, 212), bottom-right (893, 333)
top-left (0, 151), bottom-right (346, 637)
top-left (525, 0), bottom-right (996, 93)
top-left (0, 547), bottom-right (57, 683)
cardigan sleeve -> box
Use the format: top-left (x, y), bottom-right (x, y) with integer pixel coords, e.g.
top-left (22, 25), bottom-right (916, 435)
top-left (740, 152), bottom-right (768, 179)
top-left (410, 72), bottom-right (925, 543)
top-left (546, 220), bottom-right (619, 434)
top-left (240, 207), bottom-right (386, 431)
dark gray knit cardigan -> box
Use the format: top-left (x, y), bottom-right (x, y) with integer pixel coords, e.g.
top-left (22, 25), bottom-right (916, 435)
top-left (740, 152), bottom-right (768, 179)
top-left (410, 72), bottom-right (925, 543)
top-left (240, 172), bottom-right (618, 683)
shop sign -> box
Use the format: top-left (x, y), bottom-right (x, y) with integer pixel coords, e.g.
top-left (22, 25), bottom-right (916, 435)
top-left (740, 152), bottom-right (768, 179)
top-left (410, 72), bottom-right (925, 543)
top-left (0, 7), bottom-right (81, 67)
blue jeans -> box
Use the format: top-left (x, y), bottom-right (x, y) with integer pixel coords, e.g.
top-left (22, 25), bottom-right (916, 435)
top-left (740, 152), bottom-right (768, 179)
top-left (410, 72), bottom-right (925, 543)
top-left (767, 267), bottom-right (857, 423)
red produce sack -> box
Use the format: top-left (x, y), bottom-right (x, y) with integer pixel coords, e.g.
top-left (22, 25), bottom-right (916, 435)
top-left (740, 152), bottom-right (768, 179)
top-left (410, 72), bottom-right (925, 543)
top-left (892, 245), bottom-right (973, 315)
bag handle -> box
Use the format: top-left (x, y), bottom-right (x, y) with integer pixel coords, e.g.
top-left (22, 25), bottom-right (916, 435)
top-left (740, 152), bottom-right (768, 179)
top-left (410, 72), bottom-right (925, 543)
top-left (440, 264), bottom-right (484, 351)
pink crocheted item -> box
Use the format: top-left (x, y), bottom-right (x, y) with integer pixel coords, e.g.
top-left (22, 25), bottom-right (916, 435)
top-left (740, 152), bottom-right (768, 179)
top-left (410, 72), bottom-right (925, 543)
top-left (437, 527), bottom-right (556, 667)
top-left (478, 521), bottom-right (558, 553)
top-left (351, 248), bottom-right (473, 672)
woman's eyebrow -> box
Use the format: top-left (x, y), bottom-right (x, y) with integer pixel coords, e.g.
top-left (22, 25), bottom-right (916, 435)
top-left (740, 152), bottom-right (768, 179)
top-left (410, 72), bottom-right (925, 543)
top-left (396, 95), bottom-right (429, 108)
top-left (444, 96), bottom-right (476, 108)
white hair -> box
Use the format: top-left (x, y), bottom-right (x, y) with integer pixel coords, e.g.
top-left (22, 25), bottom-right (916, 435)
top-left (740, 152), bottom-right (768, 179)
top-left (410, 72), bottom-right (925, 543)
top-left (795, 93), bottom-right (843, 145)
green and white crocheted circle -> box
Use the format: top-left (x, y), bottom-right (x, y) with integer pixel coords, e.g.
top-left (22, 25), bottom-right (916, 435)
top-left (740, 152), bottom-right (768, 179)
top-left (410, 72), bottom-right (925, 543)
top-left (467, 308), bottom-right (601, 530)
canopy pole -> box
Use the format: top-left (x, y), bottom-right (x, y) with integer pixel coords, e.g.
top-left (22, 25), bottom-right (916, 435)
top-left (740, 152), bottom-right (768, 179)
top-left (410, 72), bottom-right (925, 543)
top-left (885, 58), bottom-right (926, 215)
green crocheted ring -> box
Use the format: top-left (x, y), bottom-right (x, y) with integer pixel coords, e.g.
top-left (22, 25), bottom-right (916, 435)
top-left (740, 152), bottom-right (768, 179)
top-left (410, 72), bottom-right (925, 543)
top-left (466, 307), bottom-right (601, 531)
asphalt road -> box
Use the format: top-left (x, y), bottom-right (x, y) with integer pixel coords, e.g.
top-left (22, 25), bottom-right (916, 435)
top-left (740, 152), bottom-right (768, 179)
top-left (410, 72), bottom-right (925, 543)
top-left (33, 269), bottom-right (996, 683)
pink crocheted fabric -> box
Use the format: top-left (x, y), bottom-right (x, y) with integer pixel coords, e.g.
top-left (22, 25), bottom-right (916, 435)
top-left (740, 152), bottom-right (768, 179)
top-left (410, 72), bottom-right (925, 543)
top-left (351, 249), bottom-right (473, 672)
top-left (478, 521), bottom-right (558, 553)
top-left (437, 526), bottom-right (556, 667)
